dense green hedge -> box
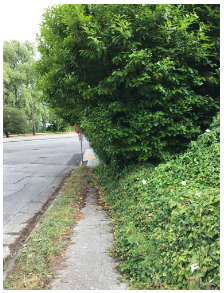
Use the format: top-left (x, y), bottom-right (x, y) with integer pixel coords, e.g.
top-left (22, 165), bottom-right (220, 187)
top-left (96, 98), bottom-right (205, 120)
top-left (94, 113), bottom-right (220, 290)
top-left (35, 4), bottom-right (220, 169)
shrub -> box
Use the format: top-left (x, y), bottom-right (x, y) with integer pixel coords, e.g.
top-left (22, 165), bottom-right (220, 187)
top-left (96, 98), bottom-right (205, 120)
top-left (3, 105), bottom-right (28, 137)
top-left (35, 4), bottom-right (220, 169)
top-left (96, 116), bottom-right (220, 289)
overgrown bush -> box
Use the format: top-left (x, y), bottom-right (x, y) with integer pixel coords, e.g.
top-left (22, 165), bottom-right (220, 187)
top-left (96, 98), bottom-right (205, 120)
top-left (35, 4), bottom-right (220, 169)
top-left (95, 114), bottom-right (220, 290)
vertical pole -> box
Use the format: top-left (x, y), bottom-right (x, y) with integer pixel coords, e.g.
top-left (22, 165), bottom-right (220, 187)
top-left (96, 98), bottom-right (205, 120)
top-left (31, 102), bottom-right (35, 136)
top-left (81, 139), bottom-right (83, 165)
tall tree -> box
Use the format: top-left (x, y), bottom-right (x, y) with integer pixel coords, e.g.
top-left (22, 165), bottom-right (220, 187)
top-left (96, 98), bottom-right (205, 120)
top-left (3, 40), bottom-right (50, 132)
top-left (35, 4), bottom-right (220, 167)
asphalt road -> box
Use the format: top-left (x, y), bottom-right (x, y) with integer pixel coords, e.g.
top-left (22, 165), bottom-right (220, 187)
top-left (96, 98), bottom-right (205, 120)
top-left (3, 136), bottom-right (90, 261)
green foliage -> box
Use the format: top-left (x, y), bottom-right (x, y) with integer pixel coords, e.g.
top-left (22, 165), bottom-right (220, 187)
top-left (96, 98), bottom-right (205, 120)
top-left (208, 112), bottom-right (220, 139)
top-left (3, 40), bottom-right (51, 132)
top-left (94, 116), bottom-right (220, 289)
top-left (35, 4), bottom-right (220, 168)
top-left (46, 111), bottom-right (73, 132)
top-left (3, 105), bottom-right (28, 137)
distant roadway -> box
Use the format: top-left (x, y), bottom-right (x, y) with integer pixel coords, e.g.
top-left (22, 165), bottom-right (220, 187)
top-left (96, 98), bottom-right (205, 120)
top-left (3, 135), bottom-right (90, 261)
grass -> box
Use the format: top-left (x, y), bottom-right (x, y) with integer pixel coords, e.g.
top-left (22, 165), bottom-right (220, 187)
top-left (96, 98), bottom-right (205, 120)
top-left (3, 165), bottom-right (98, 290)
top-left (85, 177), bottom-right (93, 183)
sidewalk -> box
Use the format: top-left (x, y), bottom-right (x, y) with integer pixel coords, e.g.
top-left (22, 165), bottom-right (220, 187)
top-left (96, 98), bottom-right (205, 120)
top-left (48, 147), bottom-right (128, 289)
top-left (50, 187), bottom-right (128, 290)
top-left (3, 132), bottom-right (78, 143)
top-left (3, 132), bottom-right (127, 289)
top-left (82, 148), bottom-right (100, 167)
top-left (49, 150), bottom-right (128, 289)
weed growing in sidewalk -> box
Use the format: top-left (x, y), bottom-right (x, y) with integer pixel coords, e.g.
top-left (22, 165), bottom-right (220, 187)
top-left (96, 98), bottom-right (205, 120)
top-left (3, 165), bottom-right (96, 290)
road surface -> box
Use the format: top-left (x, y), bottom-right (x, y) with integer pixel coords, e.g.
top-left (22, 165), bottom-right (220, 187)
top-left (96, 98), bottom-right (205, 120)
top-left (3, 136), bottom-right (90, 261)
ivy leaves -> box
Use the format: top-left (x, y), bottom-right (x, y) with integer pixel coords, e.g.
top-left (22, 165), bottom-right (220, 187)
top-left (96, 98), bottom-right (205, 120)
top-left (96, 117), bottom-right (220, 289)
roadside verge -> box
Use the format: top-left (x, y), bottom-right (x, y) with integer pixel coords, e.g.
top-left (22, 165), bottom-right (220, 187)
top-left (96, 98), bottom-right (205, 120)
top-left (3, 165), bottom-right (97, 290)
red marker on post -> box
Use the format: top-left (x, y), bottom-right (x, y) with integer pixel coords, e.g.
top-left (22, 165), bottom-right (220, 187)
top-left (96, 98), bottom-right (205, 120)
top-left (75, 126), bottom-right (84, 165)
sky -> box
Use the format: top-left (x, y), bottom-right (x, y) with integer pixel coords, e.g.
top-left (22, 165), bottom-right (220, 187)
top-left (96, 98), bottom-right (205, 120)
top-left (2, 2), bottom-right (51, 42)
top-left (1, 0), bottom-right (141, 59)
top-left (2, 1), bottom-right (64, 59)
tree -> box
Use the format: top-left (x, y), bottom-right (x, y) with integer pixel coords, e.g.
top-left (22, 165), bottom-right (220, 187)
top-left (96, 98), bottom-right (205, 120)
top-left (3, 40), bottom-right (50, 132)
top-left (3, 105), bottom-right (28, 137)
top-left (35, 4), bottom-right (220, 168)
top-left (45, 108), bottom-right (72, 132)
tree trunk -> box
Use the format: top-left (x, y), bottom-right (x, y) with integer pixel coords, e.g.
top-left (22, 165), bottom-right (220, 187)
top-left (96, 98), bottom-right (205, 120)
top-left (31, 101), bottom-right (35, 136)
top-left (5, 131), bottom-right (9, 138)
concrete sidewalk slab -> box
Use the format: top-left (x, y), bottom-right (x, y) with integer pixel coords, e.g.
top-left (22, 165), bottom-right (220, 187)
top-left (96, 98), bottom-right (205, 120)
top-left (83, 148), bottom-right (99, 167)
top-left (49, 187), bottom-right (129, 290)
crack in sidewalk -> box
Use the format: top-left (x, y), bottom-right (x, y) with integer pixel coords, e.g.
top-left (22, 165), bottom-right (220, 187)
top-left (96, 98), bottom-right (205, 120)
top-left (3, 210), bottom-right (28, 227)
top-left (12, 168), bottom-right (43, 184)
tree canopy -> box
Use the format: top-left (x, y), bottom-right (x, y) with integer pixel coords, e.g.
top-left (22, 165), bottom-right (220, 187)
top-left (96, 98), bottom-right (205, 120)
top-left (35, 4), bottom-right (220, 168)
top-left (3, 40), bottom-right (50, 132)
